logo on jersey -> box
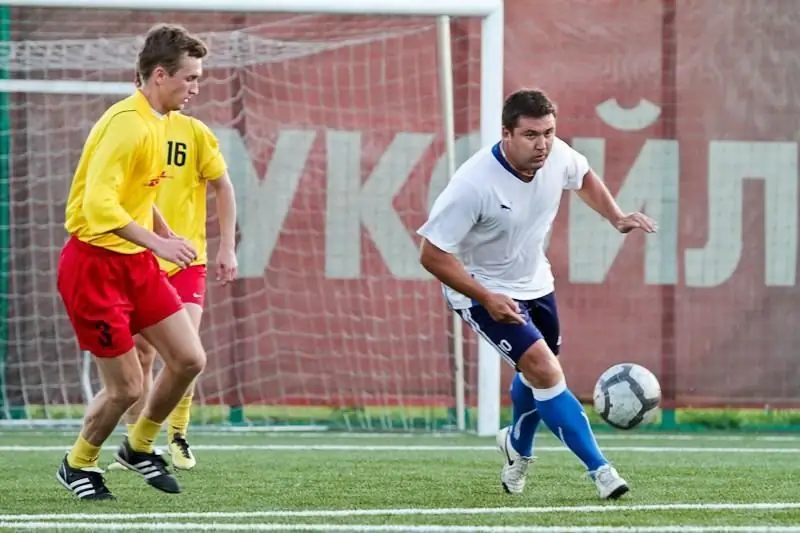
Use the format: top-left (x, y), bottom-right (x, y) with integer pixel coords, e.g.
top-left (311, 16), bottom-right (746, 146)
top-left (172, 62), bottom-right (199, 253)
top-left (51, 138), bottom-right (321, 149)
top-left (145, 170), bottom-right (171, 188)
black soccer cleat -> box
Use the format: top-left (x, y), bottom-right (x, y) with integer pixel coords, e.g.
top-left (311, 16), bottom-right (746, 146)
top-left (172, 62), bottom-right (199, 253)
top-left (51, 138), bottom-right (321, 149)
top-left (114, 437), bottom-right (181, 493)
top-left (56, 455), bottom-right (116, 501)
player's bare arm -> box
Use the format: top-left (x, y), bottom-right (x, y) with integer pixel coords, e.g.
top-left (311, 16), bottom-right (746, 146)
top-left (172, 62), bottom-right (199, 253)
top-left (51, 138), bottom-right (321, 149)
top-left (209, 171), bottom-right (238, 284)
top-left (576, 169), bottom-right (657, 234)
top-left (150, 204), bottom-right (199, 267)
top-left (153, 204), bottom-right (176, 238)
top-left (419, 239), bottom-right (524, 325)
top-left (112, 221), bottom-right (196, 268)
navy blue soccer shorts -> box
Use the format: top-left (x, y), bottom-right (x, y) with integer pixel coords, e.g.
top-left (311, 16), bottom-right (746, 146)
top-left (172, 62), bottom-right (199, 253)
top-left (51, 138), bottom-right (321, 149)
top-left (456, 292), bottom-right (561, 368)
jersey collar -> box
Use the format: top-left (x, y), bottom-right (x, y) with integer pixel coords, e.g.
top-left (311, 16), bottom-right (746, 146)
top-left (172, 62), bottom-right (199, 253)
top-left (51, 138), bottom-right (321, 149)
top-left (132, 89), bottom-right (166, 120)
top-left (491, 142), bottom-right (534, 183)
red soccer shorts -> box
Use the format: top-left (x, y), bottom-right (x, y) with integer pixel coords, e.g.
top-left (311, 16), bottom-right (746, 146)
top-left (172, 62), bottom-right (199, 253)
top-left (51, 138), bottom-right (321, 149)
top-left (57, 237), bottom-right (183, 358)
top-left (167, 265), bottom-right (207, 308)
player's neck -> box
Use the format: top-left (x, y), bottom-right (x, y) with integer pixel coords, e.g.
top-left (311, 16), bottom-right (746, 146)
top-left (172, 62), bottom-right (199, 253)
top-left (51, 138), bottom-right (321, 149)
top-left (499, 141), bottom-right (535, 181)
top-left (137, 87), bottom-right (168, 116)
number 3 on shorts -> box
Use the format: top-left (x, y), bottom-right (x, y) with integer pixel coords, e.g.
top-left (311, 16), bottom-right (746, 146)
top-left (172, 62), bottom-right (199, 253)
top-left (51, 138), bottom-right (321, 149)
top-left (96, 320), bottom-right (113, 349)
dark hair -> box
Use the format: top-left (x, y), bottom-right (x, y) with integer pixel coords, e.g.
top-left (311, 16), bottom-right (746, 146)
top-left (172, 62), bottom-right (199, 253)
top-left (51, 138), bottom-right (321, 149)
top-left (501, 89), bottom-right (557, 131)
top-left (137, 24), bottom-right (208, 83)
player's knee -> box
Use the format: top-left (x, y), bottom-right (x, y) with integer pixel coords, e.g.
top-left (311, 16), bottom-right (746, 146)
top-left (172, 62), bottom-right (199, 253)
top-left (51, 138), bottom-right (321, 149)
top-left (184, 350), bottom-right (206, 377)
top-left (517, 340), bottom-right (564, 389)
top-left (169, 344), bottom-right (206, 378)
top-left (106, 378), bottom-right (143, 409)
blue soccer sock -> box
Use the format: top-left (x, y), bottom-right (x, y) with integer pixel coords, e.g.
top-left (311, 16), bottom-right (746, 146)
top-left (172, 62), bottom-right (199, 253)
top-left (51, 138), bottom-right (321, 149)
top-left (508, 373), bottom-right (541, 457)
top-left (533, 379), bottom-right (608, 473)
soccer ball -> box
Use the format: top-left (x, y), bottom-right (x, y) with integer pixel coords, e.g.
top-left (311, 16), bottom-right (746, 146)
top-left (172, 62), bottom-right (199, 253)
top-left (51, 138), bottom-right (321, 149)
top-left (593, 363), bottom-right (661, 430)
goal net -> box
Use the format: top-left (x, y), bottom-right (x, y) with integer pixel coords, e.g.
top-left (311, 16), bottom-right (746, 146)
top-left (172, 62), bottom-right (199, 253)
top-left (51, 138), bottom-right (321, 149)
top-left (0, 5), bottom-right (499, 430)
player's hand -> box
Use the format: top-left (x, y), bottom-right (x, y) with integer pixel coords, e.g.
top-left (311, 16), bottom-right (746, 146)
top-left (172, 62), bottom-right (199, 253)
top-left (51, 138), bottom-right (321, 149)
top-left (153, 236), bottom-right (197, 269)
top-left (614, 212), bottom-right (657, 234)
top-left (215, 245), bottom-right (238, 285)
top-left (481, 293), bottom-right (526, 325)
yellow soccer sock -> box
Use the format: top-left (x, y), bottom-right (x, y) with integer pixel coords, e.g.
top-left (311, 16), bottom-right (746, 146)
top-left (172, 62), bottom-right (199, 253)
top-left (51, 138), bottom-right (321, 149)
top-left (167, 395), bottom-right (193, 439)
top-left (128, 416), bottom-right (162, 453)
top-left (126, 423), bottom-right (135, 436)
top-left (66, 434), bottom-right (101, 470)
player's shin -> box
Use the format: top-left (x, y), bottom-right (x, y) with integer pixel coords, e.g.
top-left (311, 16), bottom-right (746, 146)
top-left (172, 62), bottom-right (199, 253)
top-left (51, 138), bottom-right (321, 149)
top-left (68, 390), bottom-right (110, 469)
top-left (130, 365), bottom-right (199, 453)
top-left (130, 311), bottom-right (206, 453)
top-left (167, 388), bottom-right (194, 439)
top-left (71, 361), bottom-right (142, 468)
top-left (166, 303), bottom-right (203, 440)
top-left (509, 373), bottom-right (540, 457)
top-left (532, 377), bottom-right (608, 474)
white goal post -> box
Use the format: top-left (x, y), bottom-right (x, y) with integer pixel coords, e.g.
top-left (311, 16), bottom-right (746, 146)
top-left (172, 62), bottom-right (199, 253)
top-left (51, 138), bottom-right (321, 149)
top-left (2, 0), bottom-right (504, 436)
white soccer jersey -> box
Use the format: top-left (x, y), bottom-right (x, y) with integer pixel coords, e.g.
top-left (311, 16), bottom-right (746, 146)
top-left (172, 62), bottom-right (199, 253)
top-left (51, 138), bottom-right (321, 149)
top-left (417, 137), bottom-right (589, 309)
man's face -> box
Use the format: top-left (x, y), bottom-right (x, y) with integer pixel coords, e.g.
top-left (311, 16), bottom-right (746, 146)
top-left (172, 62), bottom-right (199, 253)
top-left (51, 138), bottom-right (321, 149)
top-left (153, 54), bottom-right (202, 112)
top-left (502, 114), bottom-right (556, 172)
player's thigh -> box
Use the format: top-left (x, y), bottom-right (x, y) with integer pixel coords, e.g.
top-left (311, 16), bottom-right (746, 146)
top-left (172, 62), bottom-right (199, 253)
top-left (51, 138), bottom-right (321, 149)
top-left (184, 303), bottom-right (203, 330)
top-left (457, 303), bottom-right (541, 368)
top-left (126, 252), bottom-right (204, 372)
top-left (57, 237), bottom-right (136, 358)
top-left (525, 292), bottom-right (561, 355)
top-left (92, 347), bottom-right (144, 405)
top-left (139, 309), bottom-right (205, 374)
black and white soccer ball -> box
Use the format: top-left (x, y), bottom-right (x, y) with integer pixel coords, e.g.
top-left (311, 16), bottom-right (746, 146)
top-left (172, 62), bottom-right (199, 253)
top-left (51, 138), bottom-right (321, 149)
top-left (593, 363), bottom-right (661, 430)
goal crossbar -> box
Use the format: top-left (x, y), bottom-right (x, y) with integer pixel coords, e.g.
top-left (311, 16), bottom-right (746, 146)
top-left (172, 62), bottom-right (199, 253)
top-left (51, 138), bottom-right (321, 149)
top-left (4, 0), bottom-right (501, 17)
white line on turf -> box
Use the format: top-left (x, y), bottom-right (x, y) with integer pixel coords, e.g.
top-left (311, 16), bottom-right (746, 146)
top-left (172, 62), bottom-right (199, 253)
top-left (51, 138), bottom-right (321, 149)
top-left (3, 431), bottom-right (800, 442)
top-left (3, 431), bottom-right (800, 444)
top-left (2, 523), bottom-right (800, 532)
top-left (4, 502), bottom-right (800, 521)
top-left (1, 444), bottom-right (799, 453)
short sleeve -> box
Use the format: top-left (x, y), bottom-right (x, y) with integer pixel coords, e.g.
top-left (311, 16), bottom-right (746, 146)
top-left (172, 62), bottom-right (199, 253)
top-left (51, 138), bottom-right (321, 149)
top-left (192, 118), bottom-right (227, 180)
top-left (417, 179), bottom-right (482, 253)
top-left (563, 142), bottom-right (591, 190)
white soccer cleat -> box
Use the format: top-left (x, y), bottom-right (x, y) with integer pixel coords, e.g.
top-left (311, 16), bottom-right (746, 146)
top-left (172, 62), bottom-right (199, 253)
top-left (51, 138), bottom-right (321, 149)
top-left (593, 464), bottom-right (629, 499)
top-left (496, 425), bottom-right (533, 494)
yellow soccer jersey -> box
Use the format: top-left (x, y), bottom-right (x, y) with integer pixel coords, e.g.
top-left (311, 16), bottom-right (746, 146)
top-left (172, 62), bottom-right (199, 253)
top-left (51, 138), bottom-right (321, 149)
top-left (155, 112), bottom-right (227, 274)
top-left (64, 90), bottom-right (168, 253)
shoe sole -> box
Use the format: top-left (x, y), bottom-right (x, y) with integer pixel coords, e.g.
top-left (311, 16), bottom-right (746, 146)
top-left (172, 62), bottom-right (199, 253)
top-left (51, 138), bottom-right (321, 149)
top-left (114, 452), bottom-right (181, 494)
top-left (604, 483), bottom-right (630, 500)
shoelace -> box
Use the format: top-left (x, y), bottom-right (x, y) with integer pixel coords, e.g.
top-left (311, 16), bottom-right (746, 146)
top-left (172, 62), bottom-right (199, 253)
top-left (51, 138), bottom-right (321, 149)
top-left (507, 456), bottom-right (535, 479)
top-left (584, 466), bottom-right (613, 482)
top-left (172, 436), bottom-right (192, 459)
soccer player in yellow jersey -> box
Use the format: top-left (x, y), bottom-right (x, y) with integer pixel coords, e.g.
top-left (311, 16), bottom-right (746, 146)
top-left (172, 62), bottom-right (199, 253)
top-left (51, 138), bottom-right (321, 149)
top-left (106, 88), bottom-right (238, 471)
top-left (56, 24), bottom-right (209, 501)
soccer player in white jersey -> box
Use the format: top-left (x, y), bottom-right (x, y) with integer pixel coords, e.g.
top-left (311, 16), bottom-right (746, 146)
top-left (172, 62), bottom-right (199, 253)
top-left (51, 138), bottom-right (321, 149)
top-left (417, 89), bottom-right (656, 500)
